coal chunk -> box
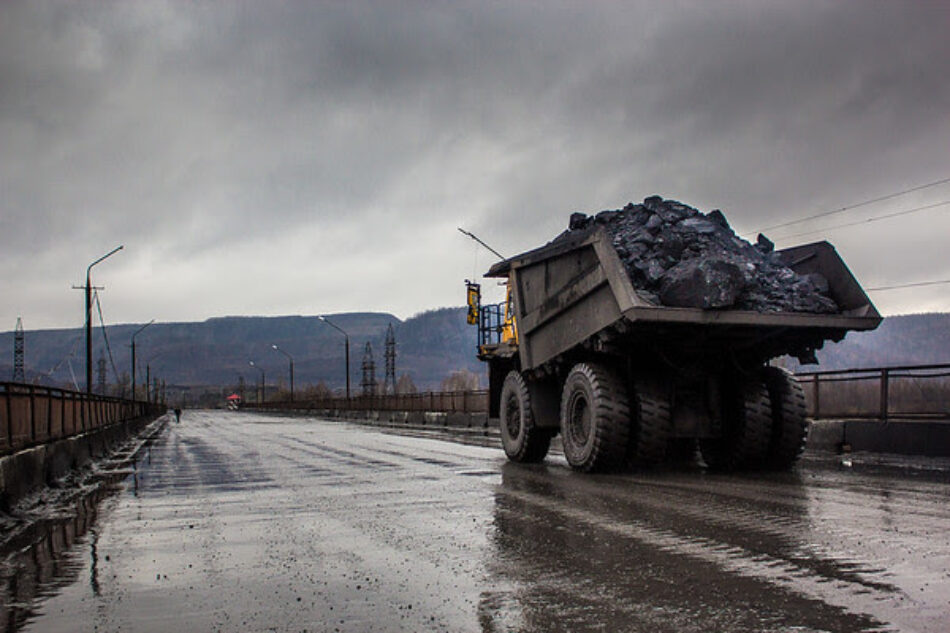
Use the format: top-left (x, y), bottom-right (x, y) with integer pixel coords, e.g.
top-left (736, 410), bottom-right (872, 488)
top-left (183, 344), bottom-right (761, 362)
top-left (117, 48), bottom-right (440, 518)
top-left (680, 217), bottom-right (719, 235)
top-left (707, 209), bottom-right (729, 229)
top-left (559, 196), bottom-right (839, 314)
top-left (660, 259), bottom-right (745, 309)
top-left (569, 212), bottom-right (589, 230)
top-left (803, 272), bottom-right (830, 294)
top-left (644, 213), bottom-right (663, 233)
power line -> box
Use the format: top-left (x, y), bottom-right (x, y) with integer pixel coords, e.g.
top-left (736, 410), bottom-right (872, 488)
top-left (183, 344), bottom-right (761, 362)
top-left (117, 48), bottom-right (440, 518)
top-left (47, 334), bottom-right (81, 379)
top-left (66, 357), bottom-right (80, 391)
top-left (744, 176), bottom-right (950, 236)
top-left (866, 279), bottom-right (950, 292)
top-left (93, 290), bottom-right (122, 384)
top-left (770, 199), bottom-right (950, 241)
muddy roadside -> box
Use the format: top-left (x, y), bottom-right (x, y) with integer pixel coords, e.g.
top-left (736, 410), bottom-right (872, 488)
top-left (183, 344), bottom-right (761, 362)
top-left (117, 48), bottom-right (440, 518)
top-left (0, 415), bottom-right (169, 604)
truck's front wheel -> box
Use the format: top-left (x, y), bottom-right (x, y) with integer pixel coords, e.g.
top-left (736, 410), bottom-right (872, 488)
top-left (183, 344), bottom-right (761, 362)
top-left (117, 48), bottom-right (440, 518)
top-left (500, 371), bottom-right (553, 463)
top-left (560, 363), bottom-right (630, 472)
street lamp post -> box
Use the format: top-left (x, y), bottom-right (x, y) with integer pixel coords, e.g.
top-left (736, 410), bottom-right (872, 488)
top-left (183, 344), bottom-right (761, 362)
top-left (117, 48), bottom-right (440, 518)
top-left (249, 360), bottom-right (265, 404)
top-left (131, 319), bottom-right (154, 402)
top-left (144, 351), bottom-right (166, 404)
top-left (271, 344), bottom-right (294, 403)
top-left (319, 315), bottom-right (349, 399)
top-left (84, 246), bottom-right (123, 394)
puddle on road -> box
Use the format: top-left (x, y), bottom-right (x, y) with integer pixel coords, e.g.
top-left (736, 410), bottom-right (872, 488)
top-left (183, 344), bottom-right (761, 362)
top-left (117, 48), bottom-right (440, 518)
top-left (0, 431), bottom-right (159, 632)
top-left (0, 485), bottom-right (111, 630)
top-left (488, 463), bottom-right (898, 633)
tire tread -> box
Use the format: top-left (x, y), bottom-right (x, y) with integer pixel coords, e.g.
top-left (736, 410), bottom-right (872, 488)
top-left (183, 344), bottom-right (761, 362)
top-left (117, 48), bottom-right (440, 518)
top-left (560, 363), bottom-right (630, 473)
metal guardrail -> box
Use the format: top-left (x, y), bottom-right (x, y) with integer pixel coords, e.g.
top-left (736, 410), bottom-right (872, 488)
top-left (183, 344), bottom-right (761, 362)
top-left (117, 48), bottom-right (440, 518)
top-left (796, 363), bottom-right (950, 422)
top-left (252, 390), bottom-right (489, 414)
top-left (0, 382), bottom-right (162, 457)
top-left (251, 363), bottom-right (950, 424)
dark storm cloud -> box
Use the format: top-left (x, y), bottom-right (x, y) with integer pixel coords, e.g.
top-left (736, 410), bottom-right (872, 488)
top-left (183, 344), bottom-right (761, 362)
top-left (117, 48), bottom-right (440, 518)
top-left (1, 1), bottom-right (948, 329)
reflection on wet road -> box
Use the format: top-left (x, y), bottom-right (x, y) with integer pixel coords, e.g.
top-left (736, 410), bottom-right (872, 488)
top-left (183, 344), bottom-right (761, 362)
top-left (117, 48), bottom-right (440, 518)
top-left (7, 411), bottom-right (950, 632)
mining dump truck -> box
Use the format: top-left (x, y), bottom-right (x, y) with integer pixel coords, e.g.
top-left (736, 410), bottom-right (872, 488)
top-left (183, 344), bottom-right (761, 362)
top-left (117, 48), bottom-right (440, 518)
top-left (465, 197), bottom-right (881, 472)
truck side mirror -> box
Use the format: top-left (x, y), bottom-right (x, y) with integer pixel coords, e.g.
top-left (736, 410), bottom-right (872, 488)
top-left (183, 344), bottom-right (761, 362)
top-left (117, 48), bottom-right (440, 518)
top-left (465, 281), bottom-right (480, 325)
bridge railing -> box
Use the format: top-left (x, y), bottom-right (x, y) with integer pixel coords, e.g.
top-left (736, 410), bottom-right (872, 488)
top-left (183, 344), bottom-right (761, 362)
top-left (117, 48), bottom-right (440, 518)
top-left (796, 363), bottom-right (950, 422)
top-left (247, 363), bottom-right (950, 423)
top-left (253, 390), bottom-right (490, 414)
top-left (0, 382), bottom-right (162, 457)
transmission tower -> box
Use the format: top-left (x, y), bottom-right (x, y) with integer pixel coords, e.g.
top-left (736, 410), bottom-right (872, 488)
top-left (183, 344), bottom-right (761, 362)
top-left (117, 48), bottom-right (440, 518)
top-left (384, 324), bottom-right (396, 395)
top-left (361, 342), bottom-right (377, 396)
top-left (97, 356), bottom-right (107, 395)
top-left (13, 317), bottom-right (25, 383)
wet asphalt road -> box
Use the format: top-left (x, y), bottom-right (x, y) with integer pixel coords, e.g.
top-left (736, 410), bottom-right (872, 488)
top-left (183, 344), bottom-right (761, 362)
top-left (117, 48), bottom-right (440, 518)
top-left (7, 410), bottom-right (950, 632)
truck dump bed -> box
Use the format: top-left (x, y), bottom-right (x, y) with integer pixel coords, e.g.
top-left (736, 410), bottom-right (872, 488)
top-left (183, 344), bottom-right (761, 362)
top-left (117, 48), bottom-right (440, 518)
top-left (487, 227), bottom-right (881, 371)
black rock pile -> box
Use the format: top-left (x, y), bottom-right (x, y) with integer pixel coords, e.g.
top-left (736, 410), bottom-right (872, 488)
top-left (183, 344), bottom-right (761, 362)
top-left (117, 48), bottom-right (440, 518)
top-left (566, 196), bottom-right (838, 313)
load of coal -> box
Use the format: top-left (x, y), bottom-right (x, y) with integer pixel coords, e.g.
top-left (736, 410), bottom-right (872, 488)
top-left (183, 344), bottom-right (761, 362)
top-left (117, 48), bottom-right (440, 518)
top-left (566, 196), bottom-right (839, 313)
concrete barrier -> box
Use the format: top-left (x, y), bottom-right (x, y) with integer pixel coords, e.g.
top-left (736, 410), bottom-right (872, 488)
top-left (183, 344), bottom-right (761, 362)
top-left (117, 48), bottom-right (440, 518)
top-left (0, 412), bottom-right (165, 511)
top-left (807, 418), bottom-right (950, 457)
top-left (249, 404), bottom-right (948, 459)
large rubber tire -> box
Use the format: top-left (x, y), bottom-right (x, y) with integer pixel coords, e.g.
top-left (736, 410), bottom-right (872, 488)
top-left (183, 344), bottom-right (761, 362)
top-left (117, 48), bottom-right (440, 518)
top-left (700, 378), bottom-right (772, 471)
top-left (626, 379), bottom-right (672, 467)
top-left (559, 363), bottom-right (630, 473)
top-left (500, 371), bottom-right (553, 463)
top-left (762, 367), bottom-right (808, 470)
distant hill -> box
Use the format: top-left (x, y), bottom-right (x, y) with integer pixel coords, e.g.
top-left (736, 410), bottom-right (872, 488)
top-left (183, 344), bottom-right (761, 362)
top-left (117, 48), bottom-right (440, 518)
top-left (0, 309), bottom-right (482, 393)
top-left (800, 312), bottom-right (950, 371)
top-left (2, 311), bottom-right (948, 393)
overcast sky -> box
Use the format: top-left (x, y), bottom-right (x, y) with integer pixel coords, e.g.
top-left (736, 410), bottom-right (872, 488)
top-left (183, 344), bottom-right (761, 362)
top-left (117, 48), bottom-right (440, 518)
top-left (1, 0), bottom-right (948, 331)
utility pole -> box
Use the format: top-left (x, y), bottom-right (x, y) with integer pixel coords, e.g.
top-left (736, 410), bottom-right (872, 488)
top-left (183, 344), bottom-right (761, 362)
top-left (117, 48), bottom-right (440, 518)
top-left (319, 316), bottom-right (350, 399)
top-left (77, 246), bottom-right (123, 394)
top-left (272, 344), bottom-right (295, 403)
top-left (384, 323), bottom-right (396, 395)
top-left (249, 360), bottom-right (265, 404)
top-left (131, 320), bottom-right (154, 402)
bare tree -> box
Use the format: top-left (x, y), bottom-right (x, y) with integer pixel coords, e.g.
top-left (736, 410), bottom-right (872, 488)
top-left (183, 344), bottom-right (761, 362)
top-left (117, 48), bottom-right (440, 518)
top-left (396, 373), bottom-right (418, 394)
top-left (440, 369), bottom-right (480, 392)
top-left (302, 381), bottom-right (334, 399)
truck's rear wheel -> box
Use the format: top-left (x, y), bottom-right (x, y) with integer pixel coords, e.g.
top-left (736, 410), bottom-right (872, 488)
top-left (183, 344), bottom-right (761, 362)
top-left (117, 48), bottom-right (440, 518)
top-left (700, 378), bottom-right (771, 471)
top-left (560, 363), bottom-right (630, 472)
top-left (762, 367), bottom-right (808, 469)
top-left (500, 371), bottom-right (553, 463)
top-left (626, 379), bottom-right (672, 467)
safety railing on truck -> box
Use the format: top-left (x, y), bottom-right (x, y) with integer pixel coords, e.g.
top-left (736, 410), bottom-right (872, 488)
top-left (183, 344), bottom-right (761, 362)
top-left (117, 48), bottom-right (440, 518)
top-left (477, 303), bottom-right (507, 348)
top-left (0, 382), bottom-right (162, 457)
top-left (251, 390), bottom-right (490, 414)
top-left (796, 363), bottom-right (950, 422)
